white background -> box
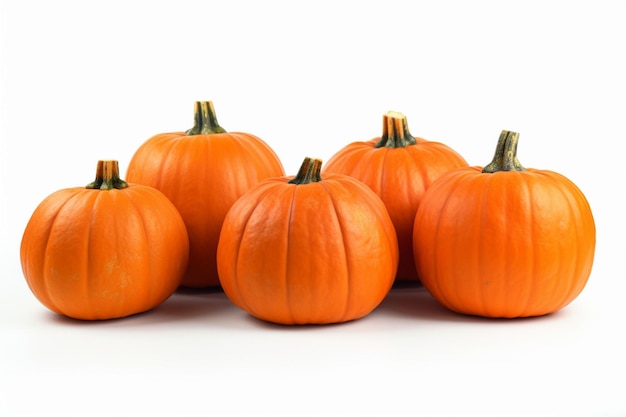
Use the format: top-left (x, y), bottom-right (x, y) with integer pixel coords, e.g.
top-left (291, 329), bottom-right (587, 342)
top-left (1, 1), bottom-right (625, 416)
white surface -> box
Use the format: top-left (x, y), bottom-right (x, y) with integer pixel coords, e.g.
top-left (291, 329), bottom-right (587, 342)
top-left (1, 1), bottom-right (625, 416)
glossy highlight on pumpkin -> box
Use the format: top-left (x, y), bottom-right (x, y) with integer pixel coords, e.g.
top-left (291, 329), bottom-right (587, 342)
top-left (217, 157), bottom-right (399, 325)
top-left (20, 160), bottom-right (190, 320)
top-left (412, 131), bottom-right (596, 318)
top-left (126, 101), bottom-right (285, 288)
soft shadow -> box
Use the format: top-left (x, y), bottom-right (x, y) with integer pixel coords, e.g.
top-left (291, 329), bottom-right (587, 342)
top-left (149, 286), bottom-right (237, 321)
top-left (44, 286), bottom-right (239, 327)
top-left (377, 281), bottom-right (468, 322)
top-left (238, 311), bottom-right (367, 332)
top-left (378, 281), bottom-right (567, 324)
top-left (43, 282), bottom-right (568, 327)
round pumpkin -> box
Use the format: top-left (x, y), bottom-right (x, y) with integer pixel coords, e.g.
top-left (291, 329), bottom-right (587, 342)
top-left (323, 111), bottom-right (468, 282)
top-left (126, 101), bottom-right (285, 288)
top-left (412, 130), bottom-right (596, 318)
top-left (217, 157), bottom-right (399, 325)
top-left (20, 160), bottom-right (189, 320)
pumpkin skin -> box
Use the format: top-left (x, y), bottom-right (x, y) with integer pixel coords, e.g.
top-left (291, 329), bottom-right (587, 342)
top-left (412, 131), bottom-right (596, 318)
top-left (323, 112), bottom-right (468, 282)
top-left (20, 160), bottom-right (189, 320)
top-left (217, 157), bottom-right (399, 325)
top-left (126, 101), bottom-right (284, 288)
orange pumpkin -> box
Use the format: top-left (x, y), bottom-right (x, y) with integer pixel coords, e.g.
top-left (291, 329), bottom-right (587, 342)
top-left (323, 111), bottom-right (468, 282)
top-left (20, 160), bottom-right (189, 320)
top-left (126, 101), bottom-right (285, 288)
top-left (217, 157), bottom-right (399, 325)
top-left (413, 130), bottom-right (596, 318)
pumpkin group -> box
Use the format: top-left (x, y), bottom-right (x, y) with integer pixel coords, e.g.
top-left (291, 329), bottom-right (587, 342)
top-left (323, 111), bottom-right (468, 281)
top-left (20, 160), bottom-right (189, 320)
top-left (19, 100), bottom-right (596, 323)
top-left (126, 101), bottom-right (285, 288)
top-left (216, 157), bottom-right (399, 325)
top-left (412, 130), bottom-right (596, 318)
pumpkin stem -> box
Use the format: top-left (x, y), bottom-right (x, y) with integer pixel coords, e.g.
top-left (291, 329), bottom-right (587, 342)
top-left (185, 101), bottom-right (227, 135)
top-left (482, 130), bottom-right (525, 173)
top-left (375, 111), bottom-right (417, 148)
top-left (289, 157), bottom-right (323, 184)
top-left (86, 160), bottom-right (129, 190)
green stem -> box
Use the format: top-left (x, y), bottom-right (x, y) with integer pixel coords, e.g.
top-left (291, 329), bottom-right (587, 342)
top-left (288, 157), bottom-right (323, 184)
top-left (185, 101), bottom-right (227, 135)
top-left (86, 160), bottom-right (129, 190)
top-left (375, 111), bottom-right (417, 148)
top-left (482, 130), bottom-right (525, 173)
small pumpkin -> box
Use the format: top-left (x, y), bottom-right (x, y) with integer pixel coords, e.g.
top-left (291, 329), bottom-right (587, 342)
top-left (126, 101), bottom-right (285, 288)
top-left (217, 157), bottom-right (399, 325)
top-left (412, 130), bottom-right (596, 318)
top-left (20, 160), bottom-right (189, 320)
top-left (323, 111), bottom-right (468, 282)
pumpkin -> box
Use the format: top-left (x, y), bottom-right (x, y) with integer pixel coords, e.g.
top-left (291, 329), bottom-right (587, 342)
top-left (20, 160), bottom-right (189, 320)
top-left (216, 157), bottom-right (399, 325)
top-left (412, 130), bottom-right (596, 318)
top-left (126, 101), bottom-right (285, 288)
top-left (323, 111), bottom-right (468, 282)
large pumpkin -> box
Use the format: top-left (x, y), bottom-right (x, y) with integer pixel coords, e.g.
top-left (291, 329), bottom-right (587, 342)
top-left (217, 157), bottom-right (399, 325)
top-left (20, 160), bottom-right (189, 320)
top-left (323, 111), bottom-right (468, 282)
top-left (126, 101), bottom-right (285, 288)
top-left (413, 130), bottom-right (596, 318)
